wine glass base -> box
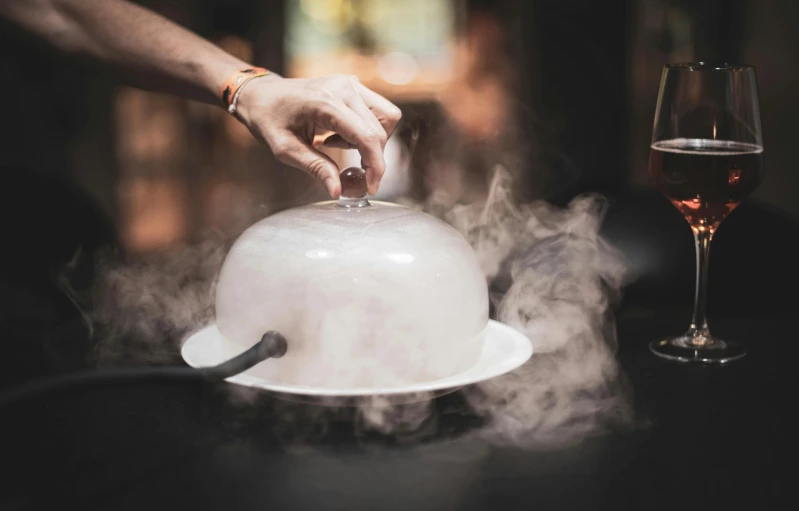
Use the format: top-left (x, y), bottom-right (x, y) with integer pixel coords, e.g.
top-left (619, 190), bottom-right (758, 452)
top-left (649, 336), bottom-right (746, 364)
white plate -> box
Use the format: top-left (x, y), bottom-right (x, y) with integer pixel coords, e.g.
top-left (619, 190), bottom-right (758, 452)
top-left (181, 320), bottom-right (533, 405)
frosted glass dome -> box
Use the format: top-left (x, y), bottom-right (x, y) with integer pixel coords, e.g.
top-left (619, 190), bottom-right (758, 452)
top-left (215, 170), bottom-right (488, 389)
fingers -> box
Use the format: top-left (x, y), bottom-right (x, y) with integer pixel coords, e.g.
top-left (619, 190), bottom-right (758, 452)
top-left (270, 133), bottom-right (341, 198)
top-left (340, 76), bottom-right (388, 149)
top-left (321, 134), bottom-right (355, 150)
top-left (310, 98), bottom-right (385, 195)
top-left (355, 82), bottom-right (403, 139)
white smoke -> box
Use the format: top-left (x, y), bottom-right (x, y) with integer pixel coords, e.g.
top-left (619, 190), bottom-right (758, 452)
top-left (82, 235), bottom-right (228, 367)
top-left (362, 166), bottom-right (635, 447)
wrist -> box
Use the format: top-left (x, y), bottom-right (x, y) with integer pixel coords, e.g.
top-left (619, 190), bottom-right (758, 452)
top-left (199, 56), bottom-right (251, 104)
top-left (229, 71), bottom-right (282, 123)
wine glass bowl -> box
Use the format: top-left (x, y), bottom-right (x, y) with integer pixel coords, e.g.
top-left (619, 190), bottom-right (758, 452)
top-left (650, 138), bottom-right (764, 231)
top-left (649, 63), bottom-right (764, 363)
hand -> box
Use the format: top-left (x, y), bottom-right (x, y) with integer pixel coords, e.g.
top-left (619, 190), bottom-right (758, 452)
top-left (234, 74), bottom-right (402, 198)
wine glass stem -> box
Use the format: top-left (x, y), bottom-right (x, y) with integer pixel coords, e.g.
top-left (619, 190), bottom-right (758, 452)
top-left (689, 228), bottom-right (713, 345)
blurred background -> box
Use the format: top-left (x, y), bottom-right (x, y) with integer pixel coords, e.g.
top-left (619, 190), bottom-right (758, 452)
top-left (2, 0), bottom-right (798, 383)
top-left (1, 0), bottom-right (797, 255)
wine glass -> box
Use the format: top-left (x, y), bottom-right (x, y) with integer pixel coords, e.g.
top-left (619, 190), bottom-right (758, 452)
top-left (649, 63), bottom-right (764, 364)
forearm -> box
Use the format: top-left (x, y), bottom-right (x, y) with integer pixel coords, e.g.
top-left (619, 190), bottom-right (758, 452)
top-left (0, 0), bottom-right (402, 197)
top-left (0, 0), bottom-right (250, 105)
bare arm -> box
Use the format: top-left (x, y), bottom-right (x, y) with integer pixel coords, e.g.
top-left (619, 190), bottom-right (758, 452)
top-left (0, 0), bottom-right (402, 197)
top-left (0, 0), bottom-right (246, 104)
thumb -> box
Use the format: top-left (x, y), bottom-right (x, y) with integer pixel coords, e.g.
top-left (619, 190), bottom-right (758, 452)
top-left (272, 135), bottom-right (341, 198)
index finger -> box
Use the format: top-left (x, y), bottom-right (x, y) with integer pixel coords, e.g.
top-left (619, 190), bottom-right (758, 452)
top-left (311, 99), bottom-right (385, 195)
top-left (356, 83), bottom-right (403, 139)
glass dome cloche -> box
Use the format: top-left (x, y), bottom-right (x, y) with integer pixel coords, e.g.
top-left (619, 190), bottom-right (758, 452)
top-left (213, 168), bottom-right (489, 389)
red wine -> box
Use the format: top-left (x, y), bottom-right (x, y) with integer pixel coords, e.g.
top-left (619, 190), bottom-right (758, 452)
top-left (649, 138), bottom-right (764, 231)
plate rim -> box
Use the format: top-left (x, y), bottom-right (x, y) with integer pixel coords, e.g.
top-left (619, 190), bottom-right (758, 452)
top-left (181, 319), bottom-right (533, 397)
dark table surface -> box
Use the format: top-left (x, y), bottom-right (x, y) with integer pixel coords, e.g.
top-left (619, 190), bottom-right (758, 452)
top-left (1, 190), bottom-right (798, 511)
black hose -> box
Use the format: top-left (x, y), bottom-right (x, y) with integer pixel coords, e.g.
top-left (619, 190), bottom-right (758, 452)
top-left (0, 330), bottom-right (288, 409)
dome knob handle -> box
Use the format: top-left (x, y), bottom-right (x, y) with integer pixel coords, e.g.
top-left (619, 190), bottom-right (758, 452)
top-left (338, 167), bottom-right (370, 208)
